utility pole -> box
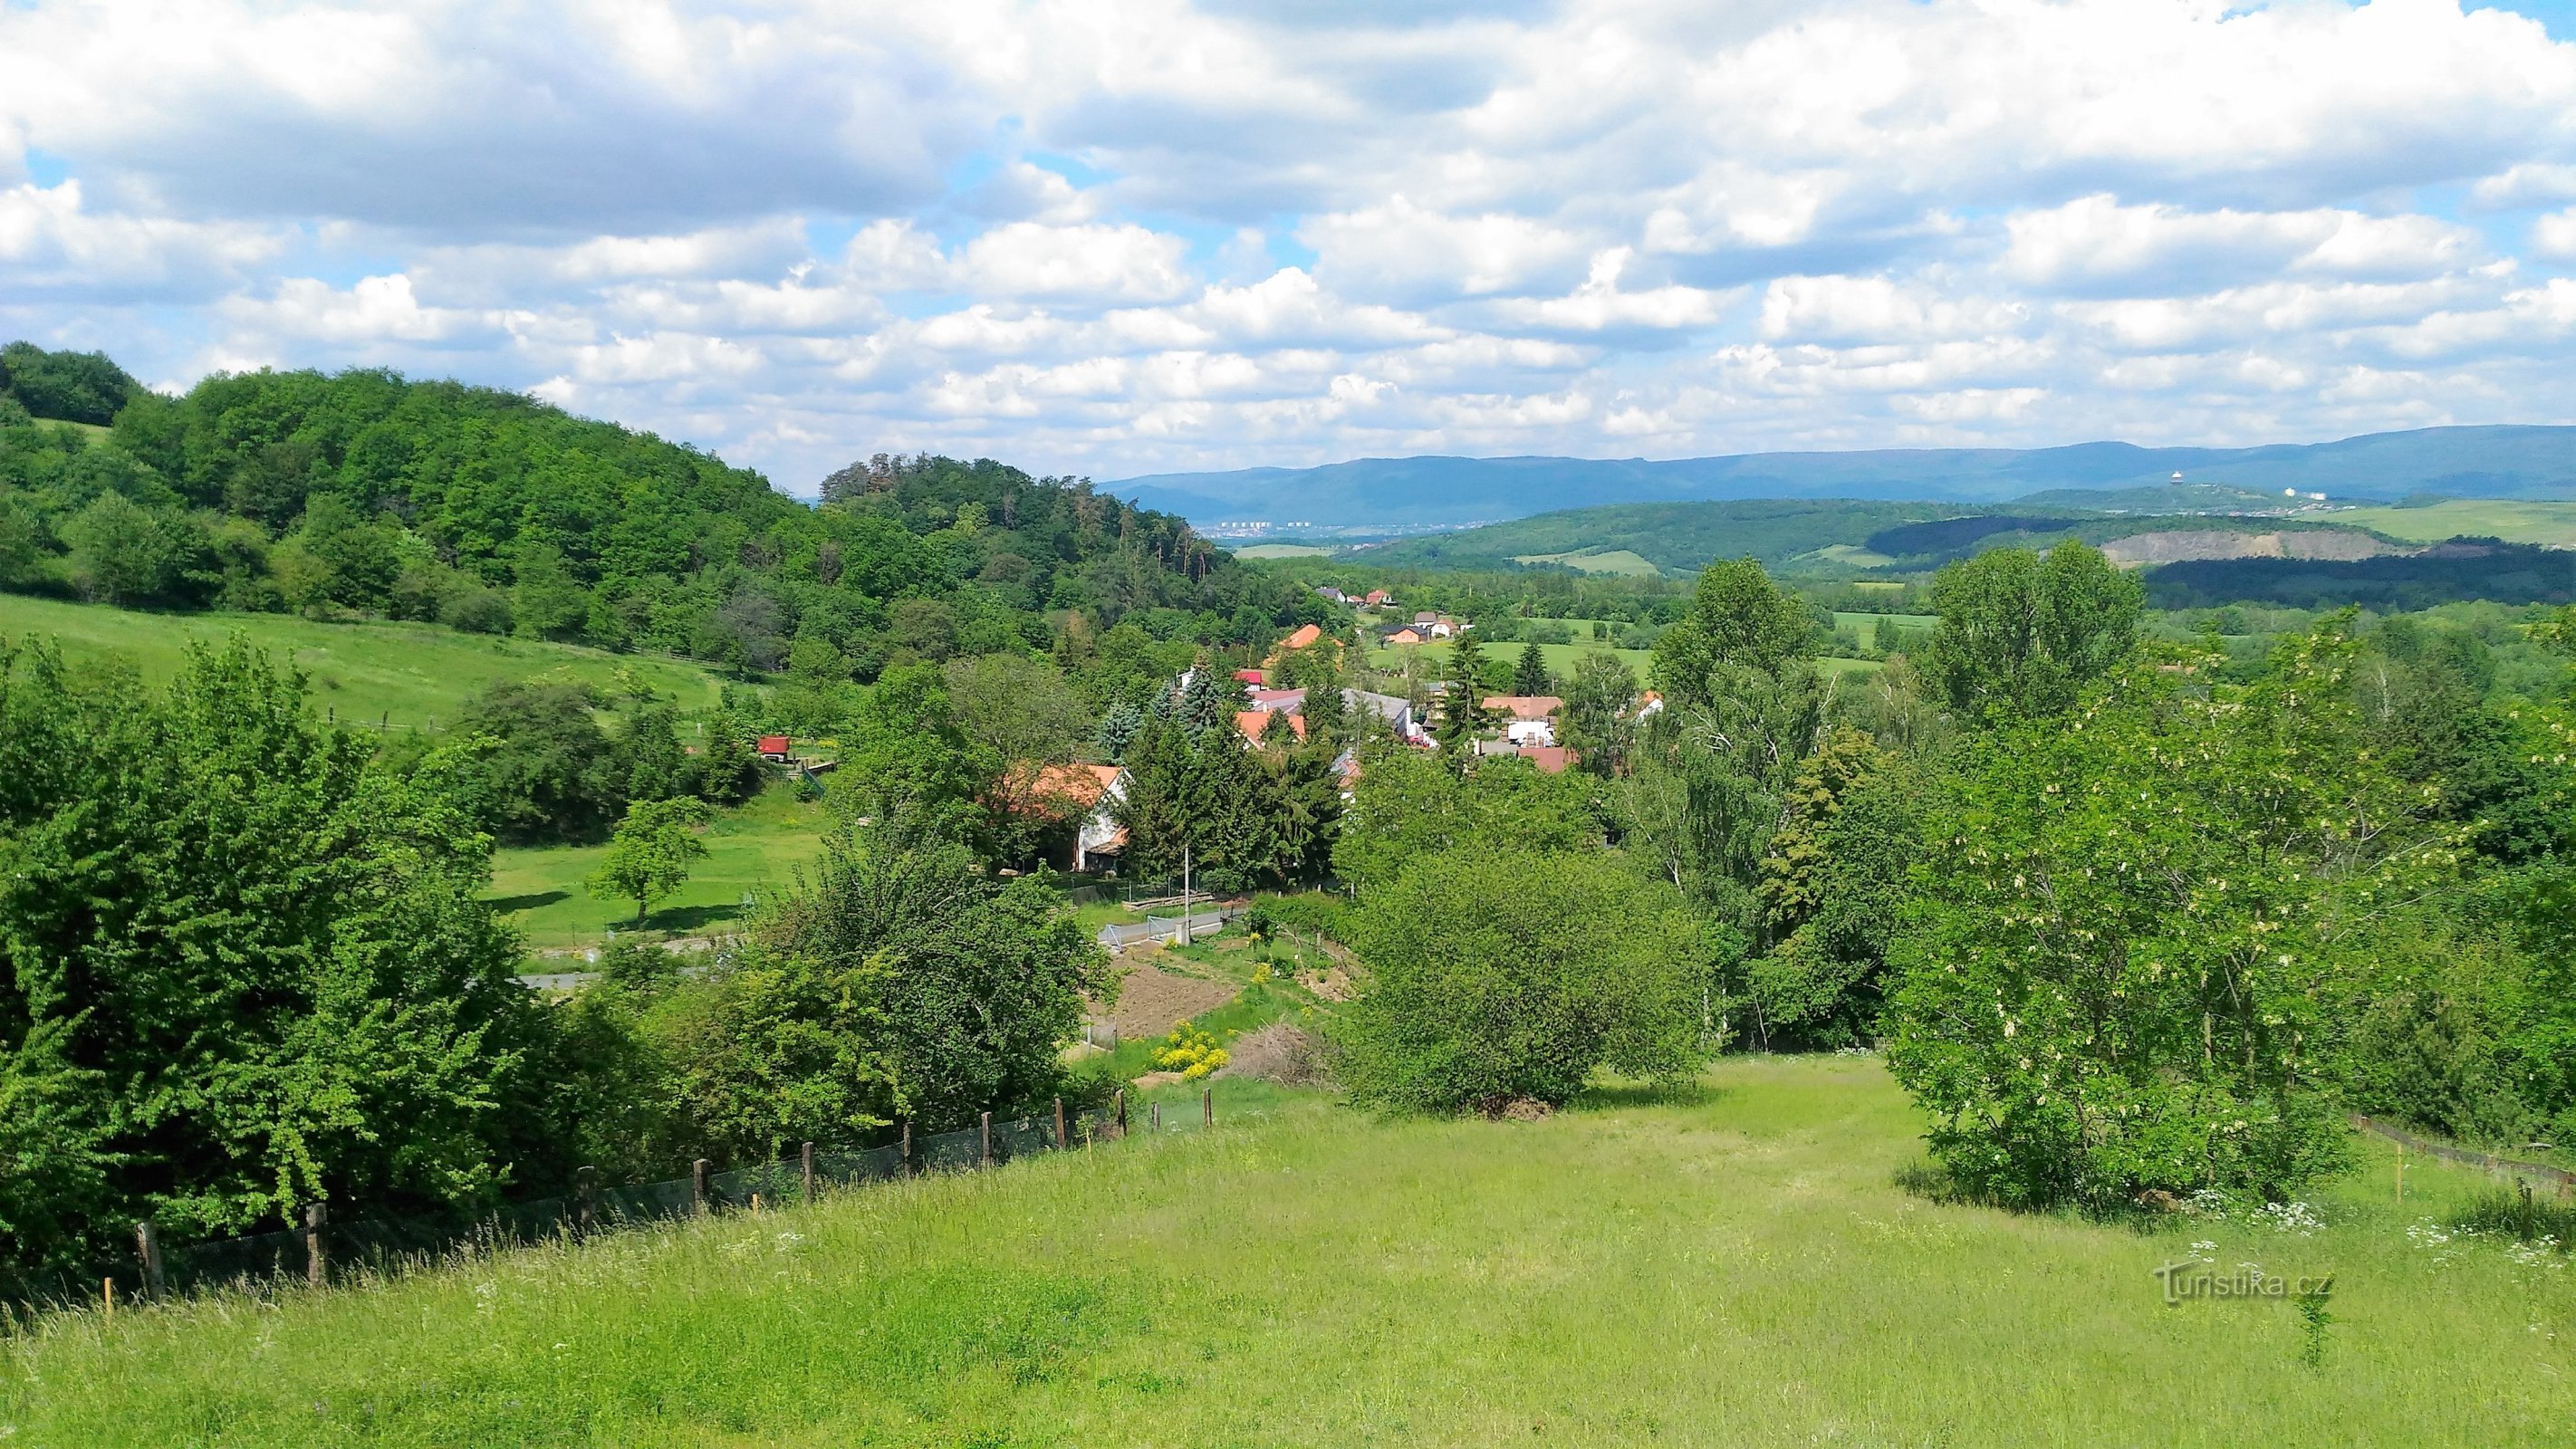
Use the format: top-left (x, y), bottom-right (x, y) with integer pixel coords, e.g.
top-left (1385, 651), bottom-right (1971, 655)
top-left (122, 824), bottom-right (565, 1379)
top-left (1177, 843), bottom-right (1193, 945)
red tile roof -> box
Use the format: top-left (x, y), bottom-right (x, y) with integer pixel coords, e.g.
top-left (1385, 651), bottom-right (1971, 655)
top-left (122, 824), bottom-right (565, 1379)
top-left (1283, 623), bottom-right (1323, 650)
top-left (1480, 695), bottom-right (1564, 721)
top-left (1514, 745), bottom-right (1575, 773)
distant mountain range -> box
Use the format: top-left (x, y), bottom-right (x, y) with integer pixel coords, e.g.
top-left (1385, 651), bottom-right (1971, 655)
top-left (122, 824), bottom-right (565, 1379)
top-left (1108, 426), bottom-right (2576, 528)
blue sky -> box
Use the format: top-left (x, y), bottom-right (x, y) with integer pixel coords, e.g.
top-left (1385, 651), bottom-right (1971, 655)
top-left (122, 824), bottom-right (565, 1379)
top-left (4, 0), bottom-right (2575, 494)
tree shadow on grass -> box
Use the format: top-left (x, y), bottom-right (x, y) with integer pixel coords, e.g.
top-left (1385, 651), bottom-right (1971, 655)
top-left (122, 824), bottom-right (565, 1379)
top-left (640, 903), bottom-right (748, 934)
top-left (487, 890), bottom-right (570, 914)
top-left (1568, 1078), bottom-right (1724, 1112)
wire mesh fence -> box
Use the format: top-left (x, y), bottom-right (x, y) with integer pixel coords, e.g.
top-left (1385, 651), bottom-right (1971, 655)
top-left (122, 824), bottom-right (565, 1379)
top-left (21, 1088), bottom-right (1217, 1315)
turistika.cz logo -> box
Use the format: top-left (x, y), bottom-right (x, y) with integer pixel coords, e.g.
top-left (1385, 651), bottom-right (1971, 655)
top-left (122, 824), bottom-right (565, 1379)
top-left (2152, 1261), bottom-right (2333, 1307)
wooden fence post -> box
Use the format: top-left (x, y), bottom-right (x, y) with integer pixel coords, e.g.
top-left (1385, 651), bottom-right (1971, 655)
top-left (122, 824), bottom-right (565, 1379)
top-left (1053, 1097), bottom-right (1067, 1150)
top-left (1114, 1089), bottom-right (1127, 1140)
top-left (303, 1203), bottom-right (327, 1288)
top-left (577, 1166), bottom-right (598, 1235)
top-left (980, 1110), bottom-right (994, 1168)
top-left (1204, 1086), bottom-right (1213, 1127)
top-left (1150, 1101), bottom-right (1161, 1130)
top-left (691, 1158), bottom-right (711, 1216)
top-left (901, 1118), bottom-right (913, 1176)
top-left (801, 1141), bottom-right (817, 1204)
top-left (134, 1221), bottom-right (165, 1301)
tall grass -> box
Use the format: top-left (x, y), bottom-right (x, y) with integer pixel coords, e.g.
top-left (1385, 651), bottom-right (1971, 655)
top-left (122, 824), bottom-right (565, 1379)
top-left (9, 1057), bottom-right (2569, 1445)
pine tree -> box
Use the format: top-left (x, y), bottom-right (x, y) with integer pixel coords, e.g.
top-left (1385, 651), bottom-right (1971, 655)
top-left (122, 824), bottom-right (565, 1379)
top-left (1437, 633), bottom-right (1490, 753)
top-left (1096, 698), bottom-right (1143, 762)
top-left (1513, 640), bottom-right (1552, 697)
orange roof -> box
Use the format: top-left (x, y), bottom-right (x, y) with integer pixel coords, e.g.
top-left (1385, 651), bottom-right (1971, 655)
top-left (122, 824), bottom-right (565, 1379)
top-left (1283, 624), bottom-right (1323, 650)
top-left (1022, 763), bottom-right (1124, 809)
top-left (1514, 746), bottom-right (1575, 773)
top-left (1481, 695), bottom-right (1564, 721)
top-left (1387, 628), bottom-right (1424, 645)
top-left (1236, 710), bottom-right (1312, 744)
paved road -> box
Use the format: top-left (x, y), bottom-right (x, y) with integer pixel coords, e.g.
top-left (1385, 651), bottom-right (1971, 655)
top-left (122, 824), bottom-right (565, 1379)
top-left (1097, 907), bottom-right (1239, 951)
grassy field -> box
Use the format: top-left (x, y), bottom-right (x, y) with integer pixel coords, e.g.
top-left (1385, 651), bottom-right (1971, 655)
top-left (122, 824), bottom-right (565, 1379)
top-left (1833, 610), bottom-right (1936, 633)
top-left (1512, 547), bottom-right (1665, 577)
top-left (14, 1055), bottom-right (2569, 1445)
top-left (489, 787), bottom-right (830, 952)
top-left (2331, 500), bottom-right (2576, 549)
top-left (0, 594), bottom-right (735, 731)
top-left (1368, 637), bottom-right (1884, 686)
top-left (1232, 543), bottom-right (1334, 559)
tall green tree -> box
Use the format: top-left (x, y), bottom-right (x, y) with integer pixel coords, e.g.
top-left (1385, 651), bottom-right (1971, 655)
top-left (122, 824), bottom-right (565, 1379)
top-left (1560, 650), bottom-right (1638, 776)
top-left (1925, 541), bottom-right (2141, 725)
top-left (1512, 641), bottom-right (1553, 697)
top-left (1885, 628), bottom-right (2443, 1209)
top-left (1436, 633), bottom-right (1490, 752)
top-left (1652, 557), bottom-right (1814, 710)
top-left (588, 796), bottom-right (713, 924)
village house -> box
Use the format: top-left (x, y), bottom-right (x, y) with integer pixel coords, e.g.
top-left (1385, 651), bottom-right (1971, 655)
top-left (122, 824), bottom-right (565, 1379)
top-left (1384, 626), bottom-right (1425, 646)
top-left (1019, 763), bottom-right (1130, 873)
top-left (1480, 694), bottom-right (1564, 747)
top-left (1362, 589), bottom-right (1393, 607)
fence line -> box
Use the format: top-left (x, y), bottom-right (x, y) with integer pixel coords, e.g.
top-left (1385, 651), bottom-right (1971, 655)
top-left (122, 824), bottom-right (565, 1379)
top-left (23, 1086), bottom-right (1229, 1316)
top-left (2349, 1113), bottom-right (2576, 1196)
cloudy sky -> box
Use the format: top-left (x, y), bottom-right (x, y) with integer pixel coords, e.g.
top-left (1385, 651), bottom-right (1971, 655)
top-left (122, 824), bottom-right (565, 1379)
top-left (5, 0), bottom-right (2576, 494)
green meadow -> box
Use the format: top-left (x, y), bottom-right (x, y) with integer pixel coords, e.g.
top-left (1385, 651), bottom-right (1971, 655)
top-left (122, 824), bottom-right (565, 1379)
top-left (0, 594), bottom-right (734, 732)
top-left (1511, 547), bottom-right (1665, 576)
top-left (13, 1055), bottom-right (2567, 1446)
top-left (488, 787), bottom-right (831, 952)
top-left (2330, 499), bottom-right (2576, 550)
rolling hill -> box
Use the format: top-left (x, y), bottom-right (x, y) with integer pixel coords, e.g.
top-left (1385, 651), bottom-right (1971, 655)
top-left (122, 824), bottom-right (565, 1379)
top-left (1119, 426), bottom-right (2576, 528)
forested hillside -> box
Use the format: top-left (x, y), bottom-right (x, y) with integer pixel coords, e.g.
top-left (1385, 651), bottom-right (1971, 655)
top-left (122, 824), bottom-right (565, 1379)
top-left (0, 343), bottom-right (1312, 677)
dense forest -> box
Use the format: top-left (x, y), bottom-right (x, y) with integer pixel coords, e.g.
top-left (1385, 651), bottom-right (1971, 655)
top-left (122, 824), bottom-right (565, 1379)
top-left (0, 342), bottom-right (1323, 679)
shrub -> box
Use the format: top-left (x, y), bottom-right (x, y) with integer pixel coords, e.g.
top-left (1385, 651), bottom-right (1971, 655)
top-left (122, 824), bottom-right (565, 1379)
top-left (1333, 848), bottom-right (1714, 1113)
top-left (1151, 1021), bottom-right (1230, 1080)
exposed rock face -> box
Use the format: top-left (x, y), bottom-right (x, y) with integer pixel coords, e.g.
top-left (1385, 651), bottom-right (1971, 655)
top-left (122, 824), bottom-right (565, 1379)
top-left (2100, 529), bottom-right (2406, 567)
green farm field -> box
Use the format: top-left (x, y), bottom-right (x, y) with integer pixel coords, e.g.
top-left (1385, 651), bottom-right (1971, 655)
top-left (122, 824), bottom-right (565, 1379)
top-left (1368, 637), bottom-right (1883, 685)
top-left (1231, 542), bottom-right (1334, 559)
top-left (16, 1055), bottom-right (2568, 1446)
top-left (2330, 499), bottom-right (2576, 549)
top-left (488, 787), bottom-right (831, 952)
top-left (0, 594), bottom-right (735, 731)
top-left (1511, 547), bottom-right (1664, 576)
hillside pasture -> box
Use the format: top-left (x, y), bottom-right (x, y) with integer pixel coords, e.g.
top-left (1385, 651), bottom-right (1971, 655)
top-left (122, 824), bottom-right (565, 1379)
top-left (14, 1055), bottom-right (2568, 1446)
top-left (2331, 499), bottom-right (2576, 549)
top-left (488, 786), bottom-right (830, 952)
top-left (1511, 547), bottom-right (1665, 576)
top-left (0, 594), bottom-right (735, 731)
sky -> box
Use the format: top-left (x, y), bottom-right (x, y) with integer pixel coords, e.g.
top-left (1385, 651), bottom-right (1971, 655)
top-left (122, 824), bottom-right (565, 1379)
top-left (5, 0), bottom-right (2576, 496)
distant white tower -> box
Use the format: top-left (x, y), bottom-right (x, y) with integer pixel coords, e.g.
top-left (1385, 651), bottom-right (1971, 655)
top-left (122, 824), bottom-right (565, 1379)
top-left (2170, 472), bottom-right (2185, 483)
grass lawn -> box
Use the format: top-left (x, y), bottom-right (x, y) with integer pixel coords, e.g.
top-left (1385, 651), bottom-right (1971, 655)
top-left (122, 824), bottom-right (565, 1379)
top-left (0, 593), bottom-right (735, 731)
top-left (1832, 609), bottom-right (1937, 634)
top-left (2331, 499), bottom-right (2576, 550)
top-left (488, 788), bottom-right (830, 952)
top-left (18, 1056), bottom-right (2570, 1445)
top-left (1512, 547), bottom-right (1665, 576)
top-left (1369, 638), bottom-right (1660, 683)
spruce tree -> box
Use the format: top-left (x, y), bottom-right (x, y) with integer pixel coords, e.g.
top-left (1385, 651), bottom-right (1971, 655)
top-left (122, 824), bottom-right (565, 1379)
top-left (1513, 640), bottom-right (1552, 697)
